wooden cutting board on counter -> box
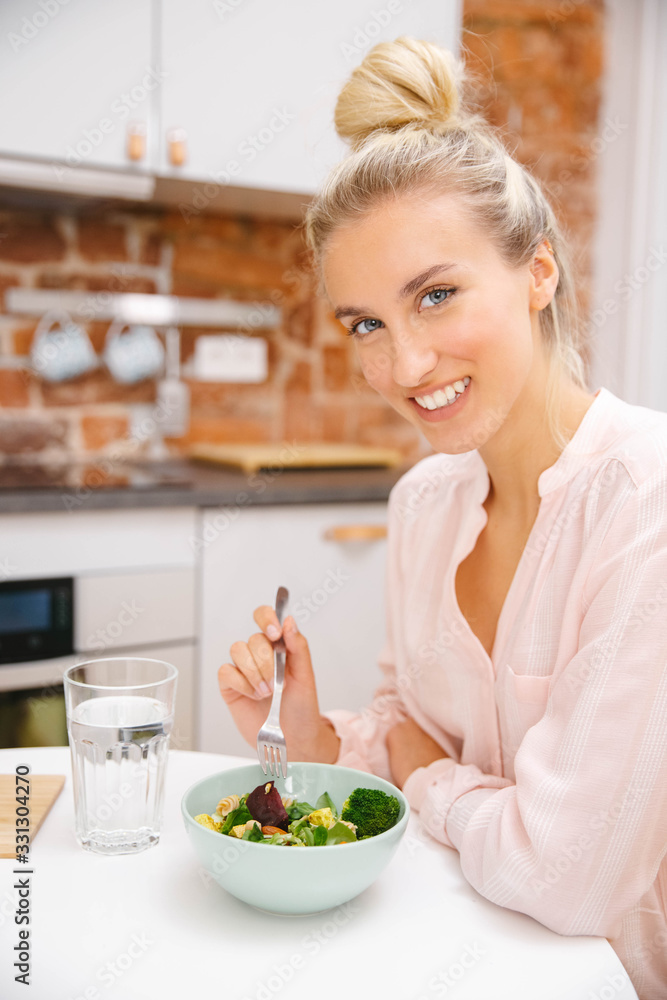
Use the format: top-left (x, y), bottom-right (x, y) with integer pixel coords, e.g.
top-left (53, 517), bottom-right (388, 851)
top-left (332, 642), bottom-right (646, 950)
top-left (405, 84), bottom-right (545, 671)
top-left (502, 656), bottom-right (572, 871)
top-left (188, 442), bottom-right (404, 475)
top-left (0, 774), bottom-right (65, 858)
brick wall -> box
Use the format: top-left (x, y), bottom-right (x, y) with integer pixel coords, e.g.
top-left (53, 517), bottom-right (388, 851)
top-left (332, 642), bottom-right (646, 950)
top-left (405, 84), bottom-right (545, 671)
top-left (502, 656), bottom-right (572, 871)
top-left (462, 0), bottom-right (604, 316)
top-left (0, 0), bottom-right (604, 466)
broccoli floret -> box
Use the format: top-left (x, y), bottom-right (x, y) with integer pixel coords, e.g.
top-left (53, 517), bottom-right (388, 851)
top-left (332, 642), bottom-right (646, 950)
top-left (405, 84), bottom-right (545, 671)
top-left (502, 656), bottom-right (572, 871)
top-left (340, 788), bottom-right (400, 839)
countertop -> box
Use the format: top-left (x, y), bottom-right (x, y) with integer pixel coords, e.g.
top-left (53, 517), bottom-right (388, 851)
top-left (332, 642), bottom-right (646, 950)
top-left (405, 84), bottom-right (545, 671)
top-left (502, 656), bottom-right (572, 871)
top-left (0, 458), bottom-right (409, 513)
top-left (0, 746), bottom-right (639, 1000)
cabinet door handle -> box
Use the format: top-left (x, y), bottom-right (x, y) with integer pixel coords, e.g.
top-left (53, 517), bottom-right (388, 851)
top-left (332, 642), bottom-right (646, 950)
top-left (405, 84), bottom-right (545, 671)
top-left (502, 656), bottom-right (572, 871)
top-left (127, 122), bottom-right (146, 162)
top-left (323, 524), bottom-right (387, 542)
top-left (167, 127), bottom-right (187, 167)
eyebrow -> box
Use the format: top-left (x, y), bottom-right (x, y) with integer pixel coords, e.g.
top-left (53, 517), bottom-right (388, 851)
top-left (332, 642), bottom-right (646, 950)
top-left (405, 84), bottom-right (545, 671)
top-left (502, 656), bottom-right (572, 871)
top-left (333, 263), bottom-right (457, 321)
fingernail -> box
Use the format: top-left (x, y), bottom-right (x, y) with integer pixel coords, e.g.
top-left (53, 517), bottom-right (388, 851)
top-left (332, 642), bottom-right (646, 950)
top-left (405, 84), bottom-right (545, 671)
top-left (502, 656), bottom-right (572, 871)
top-left (285, 618), bottom-right (298, 635)
top-left (266, 625), bottom-right (280, 640)
top-left (257, 681), bottom-right (271, 698)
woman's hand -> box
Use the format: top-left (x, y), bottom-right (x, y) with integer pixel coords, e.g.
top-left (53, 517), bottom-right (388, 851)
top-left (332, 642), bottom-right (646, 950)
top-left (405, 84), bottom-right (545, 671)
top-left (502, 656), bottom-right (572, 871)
top-left (386, 717), bottom-right (448, 788)
top-left (218, 606), bottom-right (340, 764)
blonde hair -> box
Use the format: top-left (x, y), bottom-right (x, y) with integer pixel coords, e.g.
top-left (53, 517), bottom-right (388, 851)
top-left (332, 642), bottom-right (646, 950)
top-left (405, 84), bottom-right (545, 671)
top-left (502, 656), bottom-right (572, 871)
top-left (305, 37), bottom-right (588, 448)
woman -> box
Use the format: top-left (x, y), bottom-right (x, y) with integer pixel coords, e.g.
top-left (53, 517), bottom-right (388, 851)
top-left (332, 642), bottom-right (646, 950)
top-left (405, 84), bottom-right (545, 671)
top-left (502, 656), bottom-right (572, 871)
top-left (218, 38), bottom-right (667, 998)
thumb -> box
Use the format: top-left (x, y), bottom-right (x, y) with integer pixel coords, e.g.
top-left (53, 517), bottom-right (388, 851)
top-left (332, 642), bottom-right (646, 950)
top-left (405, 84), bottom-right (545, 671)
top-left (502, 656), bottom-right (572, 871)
top-left (282, 615), bottom-right (315, 683)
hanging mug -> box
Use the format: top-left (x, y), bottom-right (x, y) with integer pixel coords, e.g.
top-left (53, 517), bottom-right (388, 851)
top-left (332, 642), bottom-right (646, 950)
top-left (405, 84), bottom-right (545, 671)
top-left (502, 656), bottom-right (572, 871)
top-left (103, 321), bottom-right (164, 385)
top-left (30, 310), bottom-right (98, 382)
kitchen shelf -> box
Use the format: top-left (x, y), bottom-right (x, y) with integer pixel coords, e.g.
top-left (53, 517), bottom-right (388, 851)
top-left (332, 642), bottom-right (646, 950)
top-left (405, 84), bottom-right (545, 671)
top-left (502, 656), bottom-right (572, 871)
top-left (5, 288), bottom-right (281, 329)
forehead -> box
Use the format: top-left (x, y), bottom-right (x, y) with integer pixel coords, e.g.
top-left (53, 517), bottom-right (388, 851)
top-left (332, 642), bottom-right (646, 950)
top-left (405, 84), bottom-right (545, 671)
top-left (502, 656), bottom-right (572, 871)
top-left (322, 191), bottom-right (495, 296)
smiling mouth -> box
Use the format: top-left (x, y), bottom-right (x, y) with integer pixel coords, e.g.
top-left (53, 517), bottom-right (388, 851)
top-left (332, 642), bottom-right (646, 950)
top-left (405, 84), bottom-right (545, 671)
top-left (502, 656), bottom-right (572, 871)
top-left (413, 376), bottom-right (471, 411)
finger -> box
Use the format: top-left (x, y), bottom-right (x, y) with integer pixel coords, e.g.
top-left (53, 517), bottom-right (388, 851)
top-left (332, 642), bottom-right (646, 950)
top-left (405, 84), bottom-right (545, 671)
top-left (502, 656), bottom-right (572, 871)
top-left (229, 639), bottom-right (272, 699)
top-left (218, 661), bottom-right (257, 703)
top-left (247, 632), bottom-right (275, 690)
top-left (253, 604), bottom-right (282, 641)
top-left (281, 616), bottom-right (315, 684)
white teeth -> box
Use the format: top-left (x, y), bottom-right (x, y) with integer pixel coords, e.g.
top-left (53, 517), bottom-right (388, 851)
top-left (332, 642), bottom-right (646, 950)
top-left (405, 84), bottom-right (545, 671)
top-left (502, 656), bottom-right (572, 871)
top-left (413, 377), bottom-right (470, 412)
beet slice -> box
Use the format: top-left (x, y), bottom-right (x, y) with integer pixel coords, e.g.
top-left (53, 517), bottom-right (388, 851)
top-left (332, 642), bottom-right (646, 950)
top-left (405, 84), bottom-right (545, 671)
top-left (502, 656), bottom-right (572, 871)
top-left (247, 781), bottom-right (290, 831)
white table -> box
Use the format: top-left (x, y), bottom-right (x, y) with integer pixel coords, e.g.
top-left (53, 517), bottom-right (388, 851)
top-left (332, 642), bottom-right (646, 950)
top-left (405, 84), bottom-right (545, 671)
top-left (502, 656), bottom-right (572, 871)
top-left (0, 748), bottom-right (638, 1000)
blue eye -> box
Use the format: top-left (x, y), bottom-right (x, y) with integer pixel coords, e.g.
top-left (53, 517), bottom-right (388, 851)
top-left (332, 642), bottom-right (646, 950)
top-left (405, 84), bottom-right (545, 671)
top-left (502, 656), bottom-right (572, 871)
top-left (349, 317), bottom-right (383, 337)
top-left (421, 287), bottom-right (453, 308)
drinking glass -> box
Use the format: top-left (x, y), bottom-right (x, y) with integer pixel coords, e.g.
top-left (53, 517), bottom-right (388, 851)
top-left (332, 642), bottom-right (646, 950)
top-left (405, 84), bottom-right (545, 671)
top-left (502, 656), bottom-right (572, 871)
top-left (63, 657), bottom-right (177, 855)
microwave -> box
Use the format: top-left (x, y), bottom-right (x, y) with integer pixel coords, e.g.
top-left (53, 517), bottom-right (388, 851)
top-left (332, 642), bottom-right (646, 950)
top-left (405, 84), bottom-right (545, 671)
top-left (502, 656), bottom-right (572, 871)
top-left (0, 577), bottom-right (74, 664)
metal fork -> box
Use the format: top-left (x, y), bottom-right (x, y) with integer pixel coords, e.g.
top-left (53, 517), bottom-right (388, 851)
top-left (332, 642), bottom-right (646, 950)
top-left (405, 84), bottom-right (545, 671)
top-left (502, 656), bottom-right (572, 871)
top-left (256, 585), bottom-right (289, 778)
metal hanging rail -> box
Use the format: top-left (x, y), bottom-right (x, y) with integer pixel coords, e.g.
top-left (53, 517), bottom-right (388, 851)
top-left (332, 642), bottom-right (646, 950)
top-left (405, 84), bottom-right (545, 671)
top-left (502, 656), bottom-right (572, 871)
top-left (5, 288), bottom-right (282, 329)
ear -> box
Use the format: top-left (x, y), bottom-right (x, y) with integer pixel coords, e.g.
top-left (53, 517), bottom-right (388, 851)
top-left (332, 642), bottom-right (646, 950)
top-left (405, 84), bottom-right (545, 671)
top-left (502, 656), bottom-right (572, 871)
top-left (529, 242), bottom-right (559, 311)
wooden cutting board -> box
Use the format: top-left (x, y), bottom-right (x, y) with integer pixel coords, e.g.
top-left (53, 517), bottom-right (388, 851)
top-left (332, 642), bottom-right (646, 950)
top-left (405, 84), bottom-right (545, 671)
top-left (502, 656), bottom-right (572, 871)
top-left (189, 442), bottom-right (404, 474)
top-left (0, 774), bottom-right (65, 858)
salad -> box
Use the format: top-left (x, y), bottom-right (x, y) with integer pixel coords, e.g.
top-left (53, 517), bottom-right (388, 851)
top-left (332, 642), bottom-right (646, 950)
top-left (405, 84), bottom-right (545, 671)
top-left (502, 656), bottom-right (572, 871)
top-left (194, 780), bottom-right (400, 846)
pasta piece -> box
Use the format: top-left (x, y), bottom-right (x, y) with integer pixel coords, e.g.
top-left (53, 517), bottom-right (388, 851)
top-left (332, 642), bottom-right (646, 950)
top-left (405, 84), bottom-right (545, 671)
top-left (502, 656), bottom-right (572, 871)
top-left (216, 794), bottom-right (240, 817)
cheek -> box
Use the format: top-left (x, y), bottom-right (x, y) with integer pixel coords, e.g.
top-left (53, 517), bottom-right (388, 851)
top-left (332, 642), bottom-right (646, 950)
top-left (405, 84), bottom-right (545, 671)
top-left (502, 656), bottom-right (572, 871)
top-left (357, 342), bottom-right (394, 390)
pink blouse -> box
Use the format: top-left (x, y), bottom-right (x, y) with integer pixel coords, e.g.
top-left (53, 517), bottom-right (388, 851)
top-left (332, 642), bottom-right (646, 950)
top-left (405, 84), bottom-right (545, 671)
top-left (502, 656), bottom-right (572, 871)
top-left (326, 388), bottom-right (667, 999)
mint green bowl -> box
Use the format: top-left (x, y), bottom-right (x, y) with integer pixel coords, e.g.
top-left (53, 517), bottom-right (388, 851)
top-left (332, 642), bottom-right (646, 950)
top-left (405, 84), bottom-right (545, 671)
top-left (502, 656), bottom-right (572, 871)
top-left (181, 761), bottom-right (409, 914)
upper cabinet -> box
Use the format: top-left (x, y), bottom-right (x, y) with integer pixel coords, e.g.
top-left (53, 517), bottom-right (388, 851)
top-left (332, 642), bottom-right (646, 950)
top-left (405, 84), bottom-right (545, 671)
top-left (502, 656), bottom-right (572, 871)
top-left (0, 0), bottom-right (461, 198)
top-left (158, 0), bottom-right (462, 195)
top-left (0, 0), bottom-right (155, 174)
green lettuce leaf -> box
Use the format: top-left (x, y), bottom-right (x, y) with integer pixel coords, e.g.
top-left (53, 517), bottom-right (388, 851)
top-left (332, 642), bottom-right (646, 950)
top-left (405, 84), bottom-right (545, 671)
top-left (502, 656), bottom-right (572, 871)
top-left (326, 821), bottom-right (357, 845)
top-left (313, 825), bottom-right (328, 846)
top-left (315, 791), bottom-right (337, 815)
top-left (242, 823), bottom-right (264, 842)
top-left (220, 804), bottom-right (252, 836)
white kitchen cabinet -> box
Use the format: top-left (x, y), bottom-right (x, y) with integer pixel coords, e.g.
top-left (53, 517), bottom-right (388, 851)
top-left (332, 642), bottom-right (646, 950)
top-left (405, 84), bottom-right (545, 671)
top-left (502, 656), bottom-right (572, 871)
top-left (0, 508), bottom-right (198, 749)
top-left (198, 502), bottom-right (389, 756)
top-left (159, 0), bottom-right (462, 193)
top-left (0, 0), bottom-right (156, 173)
top-left (0, 0), bottom-right (461, 197)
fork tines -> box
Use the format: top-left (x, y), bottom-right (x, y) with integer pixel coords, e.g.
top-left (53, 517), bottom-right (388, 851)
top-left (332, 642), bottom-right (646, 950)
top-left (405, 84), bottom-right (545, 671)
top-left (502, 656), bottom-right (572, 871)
top-left (259, 743), bottom-right (286, 779)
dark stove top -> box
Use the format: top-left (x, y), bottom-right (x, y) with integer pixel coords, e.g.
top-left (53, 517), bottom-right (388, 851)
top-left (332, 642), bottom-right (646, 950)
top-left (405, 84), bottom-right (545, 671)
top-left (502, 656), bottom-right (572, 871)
top-left (0, 461), bottom-right (193, 491)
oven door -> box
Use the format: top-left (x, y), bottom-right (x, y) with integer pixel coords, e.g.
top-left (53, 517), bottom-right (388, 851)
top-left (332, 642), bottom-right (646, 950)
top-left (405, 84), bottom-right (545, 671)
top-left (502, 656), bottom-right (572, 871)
top-left (0, 642), bottom-right (196, 751)
top-left (0, 654), bottom-right (73, 748)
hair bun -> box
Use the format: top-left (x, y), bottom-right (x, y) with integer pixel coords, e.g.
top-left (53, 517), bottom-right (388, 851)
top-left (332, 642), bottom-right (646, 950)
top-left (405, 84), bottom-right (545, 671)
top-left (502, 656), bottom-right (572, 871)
top-left (334, 36), bottom-right (462, 151)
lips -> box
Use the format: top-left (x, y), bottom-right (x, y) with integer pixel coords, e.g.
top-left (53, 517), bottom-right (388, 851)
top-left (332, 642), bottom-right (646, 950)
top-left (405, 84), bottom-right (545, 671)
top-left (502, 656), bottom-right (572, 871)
top-left (406, 376), bottom-right (471, 424)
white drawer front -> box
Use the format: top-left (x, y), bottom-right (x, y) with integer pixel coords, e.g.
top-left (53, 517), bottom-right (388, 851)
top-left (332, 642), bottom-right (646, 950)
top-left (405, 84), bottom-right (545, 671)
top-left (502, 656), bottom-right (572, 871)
top-left (76, 568), bottom-right (195, 652)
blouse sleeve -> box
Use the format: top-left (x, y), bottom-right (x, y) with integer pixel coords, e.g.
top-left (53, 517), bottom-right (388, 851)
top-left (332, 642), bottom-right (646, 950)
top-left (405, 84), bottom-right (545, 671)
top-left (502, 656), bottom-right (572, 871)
top-left (403, 469), bottom-right (667, 938)
top-left (323, 486), bottom-right (410, 781)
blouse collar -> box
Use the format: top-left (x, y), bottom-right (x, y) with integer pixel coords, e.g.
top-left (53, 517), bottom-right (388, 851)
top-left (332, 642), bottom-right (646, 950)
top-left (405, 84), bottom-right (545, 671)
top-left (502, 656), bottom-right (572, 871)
top-left (537, 387), bottom-right (623, 497)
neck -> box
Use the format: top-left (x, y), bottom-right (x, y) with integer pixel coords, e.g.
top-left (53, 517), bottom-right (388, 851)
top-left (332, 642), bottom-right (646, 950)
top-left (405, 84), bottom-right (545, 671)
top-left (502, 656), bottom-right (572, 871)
top-left (478, 369), bottom-right (596, 524)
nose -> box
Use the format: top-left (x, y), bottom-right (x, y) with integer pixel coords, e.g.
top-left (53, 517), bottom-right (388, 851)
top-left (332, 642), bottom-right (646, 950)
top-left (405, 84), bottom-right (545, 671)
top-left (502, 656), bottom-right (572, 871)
top-left (390, 326), bottom-right (439, 388)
